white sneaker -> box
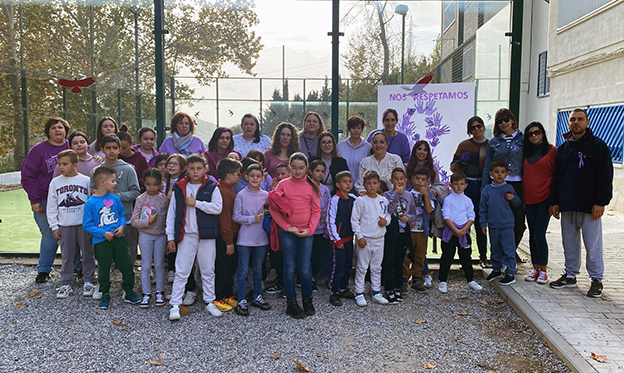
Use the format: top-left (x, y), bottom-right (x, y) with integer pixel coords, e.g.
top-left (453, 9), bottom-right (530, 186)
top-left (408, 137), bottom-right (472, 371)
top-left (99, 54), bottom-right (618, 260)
top-left (468, 280), bottom-right (483, 291)
top-left (182, 291), bottom-right (196, 306)
top-left (206, 302), bottom-right (223, 317)
top-left (140, 294), bottom-right (151, 309)
top-left (355, 294), bottom-right (368, 307)
top-left (423, 275), bottom-right (433, 288)
top-left (92, 284), bottom-right (103, 300)
top-left (372, 293), bottom-right (389, 305)
top-left (167, 270), bottom-right (175, 283)
top-left (169, 305), bottom-right (181, 321)
top-left (439, 282), bottom-right (448, 293)
top-left (56, 285), bottom-right (72, 299)
top-left (82, 282), bottom-right (95, 297)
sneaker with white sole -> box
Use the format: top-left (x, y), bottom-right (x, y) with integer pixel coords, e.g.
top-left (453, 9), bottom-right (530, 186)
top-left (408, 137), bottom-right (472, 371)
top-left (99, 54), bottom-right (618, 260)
top-left (372, 293), bottom-right (389, 305)
top-left (167, 271), bottom-right (175, 284)
top-left (423, 274), bottom-right (433, 288)
top-left (499, 274), bottom-right (516, 286)
top-left (92, 284), bottom-right (103, 300)
top-left (182, 291), bottom-right (196, 306)
top-left (524, 270), bottom-right (539, 282)
top-left (438, 281), bottom-right (448, 293)
top-left (139, 294), bottom-right (151, 308)
top-left (536, 271), bottom-right (548, 284)
top-left (206, 302), bottom-right (224, 317)
top-left (56, 285), bottom-right (72, 299)
top-left (355, 294), bottom-right (368, 307)
top-left (83, 282), bottom-right (95, 297)
top-left (468, 280), bottom-right (482, 291)
top-left (155, 292), bottom-right (166, 307)
top-left (169, 305), bottom-right (181, 321)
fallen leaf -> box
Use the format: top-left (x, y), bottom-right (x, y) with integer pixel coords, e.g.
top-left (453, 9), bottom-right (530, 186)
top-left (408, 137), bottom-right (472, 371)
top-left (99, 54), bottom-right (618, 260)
top-left (57, 348), bottom-right (73, 352)
top-left (305, 327), bottom-right (314, 331)
top-left (99, 344), bottom-right (106, 348)
top-left (148, 354), bottom-right (164, 366)
top-left (457, 311), bottom-right (472, 316)
top-left (476, 362), bottom-right (488, 367)
top-left (455, 338), bottom-right (463, 343)
top-left (480, 300), bottom-right (488, 306)
top-left (487, 371), bottom-right (496, 373)
top-left (601, 296), bottom-right (612, 301)
top-left (272, 354), bottom-right (282, 360)
top-left (590, 352), bottom-right (607, 363)
top-left (179, 306), bottom-right (190, 316)
top-left (112, 320), bottom-right (122, 326)
top-left (28, 290), bottom-right (40, 297)
top-left (414, 319), bottom-right (428, 324)
top-left (423, 361), bottom-right (437, 369)
top-left (0, 328), bottom-right (4, 333)
top-left (276, 329), bottom-right (284, 333)
top-left (16, 303), bottom-right (26, 309)
top-left (293, 360), bottom-right (311, 372)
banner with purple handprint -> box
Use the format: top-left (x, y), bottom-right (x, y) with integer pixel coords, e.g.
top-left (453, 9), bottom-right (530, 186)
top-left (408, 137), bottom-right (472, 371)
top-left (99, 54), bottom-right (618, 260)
top-left (377, 82), bottom-right (475, 184)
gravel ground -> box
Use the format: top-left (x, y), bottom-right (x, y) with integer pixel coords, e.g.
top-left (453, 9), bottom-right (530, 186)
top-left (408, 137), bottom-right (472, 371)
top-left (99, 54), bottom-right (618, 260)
top-left (0, 264), bottom-right (571, 373)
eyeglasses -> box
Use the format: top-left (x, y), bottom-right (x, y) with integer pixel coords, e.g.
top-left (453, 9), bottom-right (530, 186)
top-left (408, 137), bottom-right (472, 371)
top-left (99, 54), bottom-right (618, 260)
top-left (469, 124), bottom-right (483, 132)
top-left (320, 141), bottom-right (333, 146)
top-left (495, 118), bottom-right (511, 126)
top-left (527, 129), bottom-right (543, 137)
top-left (167, 162), bottom-right (180, 166)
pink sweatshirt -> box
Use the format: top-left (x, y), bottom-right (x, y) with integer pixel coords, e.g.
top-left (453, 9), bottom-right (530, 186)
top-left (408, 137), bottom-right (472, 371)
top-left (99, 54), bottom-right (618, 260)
top-left (269, 176), bottom-right (321, 236)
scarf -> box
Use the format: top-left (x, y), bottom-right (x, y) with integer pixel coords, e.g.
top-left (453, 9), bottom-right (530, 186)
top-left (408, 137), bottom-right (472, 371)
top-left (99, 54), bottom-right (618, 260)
top-left (173, 131), bottom-right (194, 156)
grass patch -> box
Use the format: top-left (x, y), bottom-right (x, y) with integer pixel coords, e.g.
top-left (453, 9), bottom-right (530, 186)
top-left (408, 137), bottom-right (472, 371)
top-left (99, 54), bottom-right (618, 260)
top-left (0, 188), bottom-right (40, 253)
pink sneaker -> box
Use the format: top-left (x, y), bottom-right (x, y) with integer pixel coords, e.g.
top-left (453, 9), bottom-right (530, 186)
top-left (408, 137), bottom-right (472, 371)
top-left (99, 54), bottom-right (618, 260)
top-left (524, 270), bottom-right (539, 282)
top-left (536, 271), bottom-right (548, 284)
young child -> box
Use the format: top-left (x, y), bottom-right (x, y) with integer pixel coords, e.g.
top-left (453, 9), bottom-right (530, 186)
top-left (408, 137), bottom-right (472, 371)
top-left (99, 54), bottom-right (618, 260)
top-left (154, 153), bottom-right (170, 193)
top-left (480, 160), bottom-right (521, 285)
top-left (327, 171), bottom-right (357, 306)
top-left (117, 127), bottom-right (149, 189)
top-left (439, 172), bottom-right (483, 293)
top-left (89, 135), bottom-right (141, 265)
top-left (233, 157), bottom-right (259, 194)
top-left (383, 167), bottom-right (416, 303)
top-left (233, 163), bottom-right (271, 316)
top-left (265, 162), bottom-right (291, 295)
top-left (406, 166), bottom-right (434, 293)
top-left (309, 159), bottom-right (332, 291)
top-left (83, 166), bottom-right (140, 309)
top-left (166, 154), bottom-right (223, 320)
top-left (131, 168), bottom-right (169, 308)
top-left (165, 154), bottom-right (187, 198)
top-left (351, 170), bottom-right (391, 306)
top-left (214, 157), bottom-right (242, 312)
top-left (227, 151), bottom-right (241, 162)
top-left (47, 150), bottom-right (95, 298)
top-left (271, 162), bottom-right (291, 191)
top-left (246, 149), bottom-right (273, 191)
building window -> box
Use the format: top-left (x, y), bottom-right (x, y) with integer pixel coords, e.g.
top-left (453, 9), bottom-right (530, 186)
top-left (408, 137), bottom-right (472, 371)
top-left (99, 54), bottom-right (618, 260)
top-left (443, 1), bottom-right (457, 31)
top-left (557, 0), bottom-right (612, 28)
top-left (537, 51), bottom-right (550, 98)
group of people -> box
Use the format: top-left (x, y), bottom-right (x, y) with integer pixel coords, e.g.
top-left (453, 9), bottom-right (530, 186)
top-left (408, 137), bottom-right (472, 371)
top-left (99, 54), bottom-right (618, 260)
top-left (20, 106), bottom-right (612, 321)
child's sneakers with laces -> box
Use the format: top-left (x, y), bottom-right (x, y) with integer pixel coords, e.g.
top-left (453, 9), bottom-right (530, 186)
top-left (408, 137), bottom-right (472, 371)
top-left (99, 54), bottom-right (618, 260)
top-left (438, 281), bottom-right (448, 293)
top-left (224, 295), bottom-right (238, 308)
top-left (167, 270), bottom-right (175, 283)
top-left (549, 274), bottom-right (577, 288)
top-left (82, 282), bottom-right (95, 297)
top-left (182, 291), bottom-right (196, 306)
top-left (235, 299), bottom-right (250, 316)
top-left (213, 299), bottom-right (233, 312)
top-left (423, 274), bottom-right (433, 288)
top-left (355, 294), bottom-right (368, 307)
top-left (587, 280), bottom-right (603, 298)
top-left (139, 294), bottom-right (151, 308)
top-left (251, 295), bottom-right (272, 310)
top-left (98, 293), bottom-right (111, 309)
top-left (524, 270), bottom-right (539, 282)
top-left (123, 290), bottom-right (141, 304)
top-left (499, 274), bottom-right (516, 286)
top-left (384, 291), bottom-right (398, 305)
top-left (468, 280), bottom-right (482, 291)
top-left (372, 293), bottom-right (389, 305)
top-left (486, 270), bottom-right (503, 282)
top-left (56, 284), bottom-right (72, 299)
top-left (207, 302), bottom-right (224, 317)
top-left (92, 284), bottom-right (103, 300)
top-left (536, 271), bottom-right (548, 284)
top-left (169, 305), bottom-right (181, 321)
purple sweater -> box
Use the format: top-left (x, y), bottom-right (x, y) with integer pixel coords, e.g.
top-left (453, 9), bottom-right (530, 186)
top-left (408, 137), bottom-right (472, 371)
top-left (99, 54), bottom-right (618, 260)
top-left (21, 140), bottom-right (69, 204)
top-left (366, 129), bottom-right (411, 163)
top-left (158, 136), bottom-right (205, 156)
top-left (53, 153), bottom-right (101, 178)
top-left (232, 187), bottom-right (269, 247)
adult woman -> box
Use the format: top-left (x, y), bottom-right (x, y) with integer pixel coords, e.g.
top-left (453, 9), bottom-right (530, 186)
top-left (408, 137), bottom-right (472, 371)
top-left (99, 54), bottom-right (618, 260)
top-left (337, 115), bottom-right (372, 183)
top-left (132, 127), bottom-right (159, 167)
top-left (88, 117), bottom-right (118, 158)
top-left (204, 127), bottom-right (240, 180)
top-left (366, 108), bottom-right (411, 163)
top-left (264, 122), bottom-right (299, 179)
top-left (20, 117), bottom-right (70, 283)
top-left (159, 112), bottom-right (206, 156)
top-left (522, 122), bottom-right (556, 284)
top-left (233, 114), bottom-right (271, 155)
top-left (53, 132), bottom-right (102, 177)
top-left (299, 112), bottom-right (325, 159)
top-left (118, 128), bottom-right (149, 189)
top-left (310, 131), bottom-right (348, 191)
top-left (269, 152), bottom-right (321, 319)
top-left (450, 116), bottom-right (489, 266)
top-left (356, 132), bottom-right (404, 194)
top-left (406, 140), bottom-right (439, 184)
top-left (482, 108), bottom-right (526, 252)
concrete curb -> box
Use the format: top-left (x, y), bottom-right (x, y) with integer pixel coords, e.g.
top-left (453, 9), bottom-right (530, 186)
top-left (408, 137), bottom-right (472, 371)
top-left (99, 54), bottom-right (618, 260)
top-left (485, 268), bottom-right (598, 373)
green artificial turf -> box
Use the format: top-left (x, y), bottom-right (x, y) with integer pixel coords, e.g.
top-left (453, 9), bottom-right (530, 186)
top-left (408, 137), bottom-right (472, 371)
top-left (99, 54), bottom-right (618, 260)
top-left (0, 188), bottom-right (41, 253)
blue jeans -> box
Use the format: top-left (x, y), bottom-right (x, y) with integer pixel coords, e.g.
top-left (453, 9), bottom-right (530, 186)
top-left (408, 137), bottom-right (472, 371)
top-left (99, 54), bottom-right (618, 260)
top-left (489, 227), bottom-right (517, 275)
top-left (34, 200), bottom-right (59, 273)
top-left (279, 228), bottom-right (313, 299)
top-left (465, 178), bottom-right (488, 257)
top-left (237, 245), bottom-right (267, 300)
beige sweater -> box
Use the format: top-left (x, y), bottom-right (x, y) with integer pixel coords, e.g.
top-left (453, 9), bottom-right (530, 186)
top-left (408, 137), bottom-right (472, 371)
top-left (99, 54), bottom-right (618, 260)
top-left (131, 192), bottom-right (169, 236)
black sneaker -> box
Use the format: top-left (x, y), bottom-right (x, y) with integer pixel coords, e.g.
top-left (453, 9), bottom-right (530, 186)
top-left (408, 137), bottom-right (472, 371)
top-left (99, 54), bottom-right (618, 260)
top-left (499, 274), bottom-right (516, 286)
top-left (479, 255), bottom-right (491, 268)
top-left (411, 279), bottom-right (427, 293)
top-left (251, 295), bottom-right (272, 310)
top-left (35, 272), bottom-right (50, 283)
top-left (265, 284), bottom-right (283, 294)
top-left (385, 291), bottom-right (398, 304)
top-left (486, 270), bottom-right (503, 282)
top-left (329, 293), bottom-right (342, 306)
top-left (587, 280), bottom-right (603, 298)
top-left (302, 296), bottom-right (315, 316)
top-left (235, 300), bottom-right (250, 316)
top-left (312, 280), bottom-right (318, 292)
top-left (394, 290), bottom-right (404, 302)
top-left (338, 289), bottom-right (356, 299)
top-left (549, 274), bottom-right (577, 289)
top-left (286, 299), bottom-right (305, 319)
top-left (401, 279), bottom-right (408, 294)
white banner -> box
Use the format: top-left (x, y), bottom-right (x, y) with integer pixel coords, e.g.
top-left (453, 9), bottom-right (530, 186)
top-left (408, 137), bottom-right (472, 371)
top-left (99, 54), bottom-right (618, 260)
top-left (377, 82), bottom-right (475, 184)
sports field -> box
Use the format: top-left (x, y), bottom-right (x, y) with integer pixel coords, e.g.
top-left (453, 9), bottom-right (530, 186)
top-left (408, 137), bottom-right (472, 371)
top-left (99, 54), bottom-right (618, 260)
top-left (0, 189), bottom-right (40, 253)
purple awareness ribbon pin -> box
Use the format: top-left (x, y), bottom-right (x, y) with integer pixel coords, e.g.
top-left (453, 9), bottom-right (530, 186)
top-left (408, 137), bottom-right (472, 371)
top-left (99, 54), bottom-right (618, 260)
top-left (578, 152), bottom-right (585, 169)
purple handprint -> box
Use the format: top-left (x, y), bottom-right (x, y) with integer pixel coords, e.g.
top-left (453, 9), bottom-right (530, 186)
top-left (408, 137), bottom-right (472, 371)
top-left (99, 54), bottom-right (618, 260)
top-left (415, 100), bottom-right (426, 114)
top-left (424, 99), bottom-right (438, 115)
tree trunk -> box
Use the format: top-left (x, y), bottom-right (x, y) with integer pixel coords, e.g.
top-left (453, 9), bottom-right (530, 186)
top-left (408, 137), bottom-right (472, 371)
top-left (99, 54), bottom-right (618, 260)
top-left (373, 2), bottom-right (390, 85)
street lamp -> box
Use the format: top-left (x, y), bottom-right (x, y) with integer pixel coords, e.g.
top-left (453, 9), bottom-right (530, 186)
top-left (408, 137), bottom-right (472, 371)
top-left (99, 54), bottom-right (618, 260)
top-left (395, 4), bottom-right (408, 84)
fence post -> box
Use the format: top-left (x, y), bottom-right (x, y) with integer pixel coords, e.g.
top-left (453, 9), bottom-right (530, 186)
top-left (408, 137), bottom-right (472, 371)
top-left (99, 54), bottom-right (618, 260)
top-left (62, 87), bottom-right (68, 120)
top-left (117, 88), bottom-right (122, 126)
top-left (259, 78), bottom-right (263, 131)
top-left (21, 71), bottom-right (29, 155)
top-left (90, 84), bottom-right (97, 141)
top-left (345, 78), bottom-right (350, 125)
top-left (170, 75), bottom-right (175, 118)
top-left (216, 77), bottom-right (220, 127)
top-left (303, 78), bottom-right (306, 114)
top-left (136, 91), bottom-right (142, 130)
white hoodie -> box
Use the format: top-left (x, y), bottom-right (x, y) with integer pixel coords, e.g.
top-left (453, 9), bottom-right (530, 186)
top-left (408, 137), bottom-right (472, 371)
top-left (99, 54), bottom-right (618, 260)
top-left (351, 194), bottom-right (391, 240)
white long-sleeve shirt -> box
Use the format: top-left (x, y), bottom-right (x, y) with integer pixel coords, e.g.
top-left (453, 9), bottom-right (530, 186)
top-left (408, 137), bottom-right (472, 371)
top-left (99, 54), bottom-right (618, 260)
top-left (351, 194), bottom-right (391, 240)
top-left (46, 174), bottom-right (91, 230)
top-left (166, 182), bottom-right (223, 241)
top-left (355, 153), bottom-right (404, 192)
top-left (441, 191), bottom-right (475, 226)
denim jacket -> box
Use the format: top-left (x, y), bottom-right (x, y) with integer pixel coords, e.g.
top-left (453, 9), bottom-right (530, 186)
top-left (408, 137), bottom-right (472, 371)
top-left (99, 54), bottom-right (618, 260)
top-left (482, 131), bottom-right (524, 186)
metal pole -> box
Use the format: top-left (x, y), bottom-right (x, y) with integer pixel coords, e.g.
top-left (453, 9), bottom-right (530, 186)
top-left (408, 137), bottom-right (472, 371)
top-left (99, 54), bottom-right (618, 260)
top-left (216, 77), bottom-right (219, 127)
top-left (509, 0), bottom-right (523, 122)
top-left (303, 79), bottom-right (306, 114)
top-left (133, 7), bottom-right (142, 130)
top-left (18, 3), bottom-right (29, 153)
top-left (259, 78), bottom-right (263, 131)
top-left (62, 87), bottom-right (68, 120)
top-left (330, 0), bottom-right (340, 139)
top-left (90, 4), bottom-right (97, 139)
top-left (154, 0), bottom-right (166, 147)
top-left (346, 79), bottom-right (350, 124)
top-left (170, 75), bottom-right (175, 117)
top-left (117, 88), bottom-right (122, 125)
top-left (401, 14), bottom-right (406, 84)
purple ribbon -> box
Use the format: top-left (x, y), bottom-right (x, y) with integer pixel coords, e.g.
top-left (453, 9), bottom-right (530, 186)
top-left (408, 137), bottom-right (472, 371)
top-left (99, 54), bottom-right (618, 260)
top-left (578, 152), bottom-right (585, 169)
